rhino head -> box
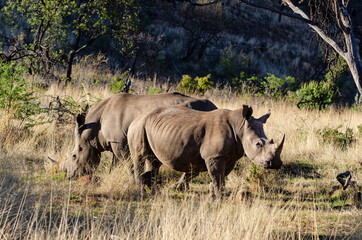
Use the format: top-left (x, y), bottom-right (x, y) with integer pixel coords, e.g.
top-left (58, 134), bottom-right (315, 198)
top-left (240, 106), bottom-right (284, 169)
top-left (50, 114), bottom-right (101, 179)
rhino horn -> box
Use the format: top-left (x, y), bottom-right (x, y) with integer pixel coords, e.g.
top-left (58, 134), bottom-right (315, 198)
top-left (258, 110), bottom-right (271, 123)
top-left (47, 156), bottom-right (68, 172)
top-left (47, 156), bottom-right (60, 168)
top-left (276, 134), bottom-right (285, 154)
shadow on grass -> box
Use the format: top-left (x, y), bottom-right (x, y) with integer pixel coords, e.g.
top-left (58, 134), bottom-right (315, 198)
top-left (272, 230), bottom-right (361, 240)
top-left (281, 161), bottom-right (321, 179)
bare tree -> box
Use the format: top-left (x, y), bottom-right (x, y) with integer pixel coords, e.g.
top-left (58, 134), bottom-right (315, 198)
top-left (182, 0), bottom-right (362, 95)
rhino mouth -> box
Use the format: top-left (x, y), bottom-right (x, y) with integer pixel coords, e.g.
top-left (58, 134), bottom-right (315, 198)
top-left (265, 159), bottom-right (283, 169)
top-left (47, 157), bottom-right (92, 179)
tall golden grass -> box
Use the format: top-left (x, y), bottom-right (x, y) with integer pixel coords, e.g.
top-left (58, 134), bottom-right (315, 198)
top-left (0, 80), bottom-right (361, 239)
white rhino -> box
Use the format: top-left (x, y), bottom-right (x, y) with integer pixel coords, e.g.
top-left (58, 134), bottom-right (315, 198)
top-left (128, 105), bottom-right (284, 200)
top-left (50, 92), bottom-right (217, 182)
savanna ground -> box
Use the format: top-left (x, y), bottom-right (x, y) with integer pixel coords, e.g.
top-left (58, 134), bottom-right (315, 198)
top-left (0, 71), bottom-right (361, 239)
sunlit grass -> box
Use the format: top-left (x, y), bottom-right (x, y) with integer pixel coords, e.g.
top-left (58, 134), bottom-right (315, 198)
top-left (0, 79), bottom-right (361, 239)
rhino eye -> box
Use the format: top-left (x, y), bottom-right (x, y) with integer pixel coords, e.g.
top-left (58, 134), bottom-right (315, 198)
top-left (79, 147), bottom-right (83, 152)
top-left (256, 142), bottom-right (262, 148)
top-left (72, 154), bottom-right (76, 160)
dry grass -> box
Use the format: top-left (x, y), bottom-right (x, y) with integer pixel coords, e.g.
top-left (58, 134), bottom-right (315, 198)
top-left (0, 80), bottom-right (361, 239)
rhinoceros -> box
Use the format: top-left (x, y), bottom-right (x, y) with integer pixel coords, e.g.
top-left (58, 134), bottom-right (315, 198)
top-left (127, 105), bottom-right (284, 200)
top-left (49, 92), bottom-right (217, 180)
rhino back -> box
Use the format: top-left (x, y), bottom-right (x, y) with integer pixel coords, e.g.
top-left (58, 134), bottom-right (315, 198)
top-left (140, 107), bottom-right (240, 172)
top-left (93, 93), bottom-right (216, 143)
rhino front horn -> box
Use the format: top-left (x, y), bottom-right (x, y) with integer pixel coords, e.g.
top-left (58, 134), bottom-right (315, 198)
top-left (276, 134), bottom-right (285, 154)
top-left (47, 156), bottom-right (60, 168)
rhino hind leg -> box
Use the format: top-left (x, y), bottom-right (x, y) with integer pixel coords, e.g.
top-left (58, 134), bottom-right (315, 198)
top-left (171, 172), bottom-right (200, 191)
top-left (141, 158), bottom-right (162, 189)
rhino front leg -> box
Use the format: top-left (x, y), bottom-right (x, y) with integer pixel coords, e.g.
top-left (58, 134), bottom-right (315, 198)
top-left (110, 141), bottom-right (129, 173)
top-left (171, 172), bottom-right (199, 191)
top-left (205, 158), bottom-right (226, 201)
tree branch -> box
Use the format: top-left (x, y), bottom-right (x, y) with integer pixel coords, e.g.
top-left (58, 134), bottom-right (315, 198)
top-left (238, 0), bottom-right (314, 25)
top-left (282, 0), bottom-right (347, 58)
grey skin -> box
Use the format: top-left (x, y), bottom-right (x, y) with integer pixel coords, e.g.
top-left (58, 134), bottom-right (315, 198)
top-left (127, 105), bottom-right (285, 200)
top-left (50, 92), bottom-right (217, 181)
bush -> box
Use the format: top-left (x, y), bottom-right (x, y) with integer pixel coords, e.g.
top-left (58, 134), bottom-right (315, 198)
top-left (358, 125), bottom-right (362, 136)
top-left (231, 72), bottom-right (297, 97)
top-left (179, 74), bottom-right (213, 95)
top-left (217, 43), bottom-right (249, 78)
top-left (0, 61), bottom-right (40, 124)
top-left (109, 71), bottom-right (129, 93)
top-left (147, 86), bottom-right (161, 95)
top-left (316, 125), bottom-right (356, 150)
top-left (263, 74), bottom-right (296, 98)
top-left (296, 80), bottom-right (336, 110)
top-left (231, 72), bottom-right (262, 93)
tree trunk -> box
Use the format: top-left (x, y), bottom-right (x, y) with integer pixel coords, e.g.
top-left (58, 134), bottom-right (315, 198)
top-left (238, 0), bottom-right (362, 95)
top-left (66, 51), bottom-right (76, 83)
top-left (283, 0), bottom-right (362, 95)
top-left (65, 28), bottom-right (82, 83)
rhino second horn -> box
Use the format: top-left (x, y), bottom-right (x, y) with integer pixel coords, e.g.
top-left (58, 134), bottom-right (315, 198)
top-left (276, 134), bottom-right (285, 154)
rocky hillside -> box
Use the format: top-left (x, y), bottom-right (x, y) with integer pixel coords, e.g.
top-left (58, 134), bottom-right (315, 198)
top-left (134, 0), bottom-right (323, 82)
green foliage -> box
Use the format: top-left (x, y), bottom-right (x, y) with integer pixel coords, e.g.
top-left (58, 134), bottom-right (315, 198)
top-left (179, 75), bottom-right (195, 93)
top-left (2, 0), bottom-right (139, 78)
top-left (0, 61), bottom-right (40, 123)
top-left (195, 74), bottom-right (213, 94)
top-left (110, 78), bottom-right (125, 94)
top-left (296, 80), bottom-right (336, 110)
top-left (231, 72), bottom-right (262, 93)
top-left (147, 86), bottom-right (161, 95)
top-left (109, 73), bottom-right (128, 93)
top-left (218, 44), bottom-right (249, 78)
top-left (245, 163), bottom-right (264, 183)
top-left (325, 55), bottom-right (348, 83)
top-left (357, 125), bottom-right (362, 136)
top-left (231, 72), bottom-right (297, 98)
top-left (316, 125), bottom-right (356, 150)
top-left (263, 74), bottom-right (296, 98)
top-left (179, 74), bottom-right (213, 95)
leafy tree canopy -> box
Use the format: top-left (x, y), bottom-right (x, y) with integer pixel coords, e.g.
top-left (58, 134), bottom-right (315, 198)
top-left (1, 0), bottom-right (139, 81)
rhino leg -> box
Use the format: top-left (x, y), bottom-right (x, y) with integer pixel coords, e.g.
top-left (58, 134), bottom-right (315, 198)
top-left (110, 142), bottom-right (129, 171)
top-left (205, 158), bottom-right (226, 201)
top-left (141, 158), bottom-right (162, 189)
top-left (171, 172), bottom-right (199, 191)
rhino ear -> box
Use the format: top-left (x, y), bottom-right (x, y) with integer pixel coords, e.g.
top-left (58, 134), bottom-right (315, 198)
top-left (242, 105), bottom-right (253, 121)
top-left (76, 114), bottom-right (85, 128)
top-left (258, 109), bottom-right (271, 123)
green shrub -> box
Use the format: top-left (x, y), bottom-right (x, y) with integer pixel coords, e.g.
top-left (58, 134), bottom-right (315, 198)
top-left (231, 72), bottom-right (262, 93)
top-left (218, 43), bottom-right (249, 78)
top-left (231, 72), bottom-right (297, 97)
top-left (358, 125), bottom-right (362, 136)
top-left (316, 125), bottom-right (356, 150)
top-left (325, 55), bottom-right (348, 83)
top-left (195, 74), bottom-right (213, 94)
top-left (179, 75), bottom-right (196, 93)
top-left (109, 71), bottom-right (129, 93)
top-left (0, 61), bottom-right (40, 124)
top-left (296, 80), bottom-right (336, 110)
top-left (147, 86), bottom-right (161, 95)
top-left (263, 74), bottom-right (296, 98)
top-left (179, 74), bottom-right (213, 95)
